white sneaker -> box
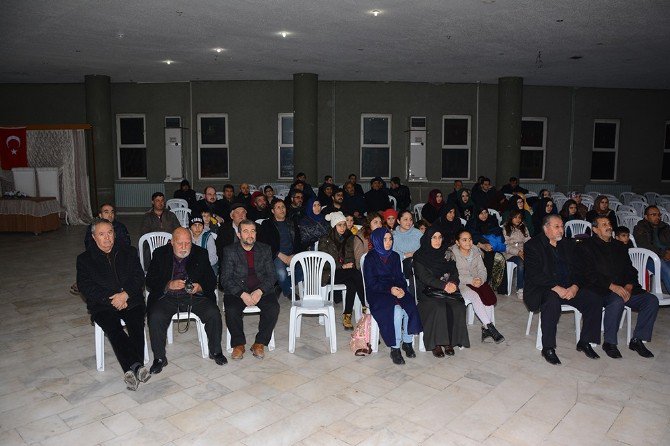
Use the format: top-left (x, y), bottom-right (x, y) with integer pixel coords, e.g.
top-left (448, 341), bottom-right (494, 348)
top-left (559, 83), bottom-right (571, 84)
top-left (517, 289), bottom-right (523, 300)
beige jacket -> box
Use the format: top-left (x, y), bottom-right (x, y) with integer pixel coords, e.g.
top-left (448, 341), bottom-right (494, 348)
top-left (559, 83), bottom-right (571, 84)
top-left (449, 245), bottom-right (487, 293)
top-left (503, 226), bottom-right (530, 259)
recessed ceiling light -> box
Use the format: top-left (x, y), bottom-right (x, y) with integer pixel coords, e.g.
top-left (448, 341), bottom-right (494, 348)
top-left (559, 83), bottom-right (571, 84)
top-left (556, 19), bottom-right (564, 22)
top-left (369, 9), bottom-right (382, 16)
top-left (278, 31), bottom-right (290, 38)
top-left (569, 55), bottom-right (583, 60)
top-left (163, 60), bottom-right (174, 65)
top-left (213, 48), bottom-right (224, 53)
top-left (116, 32), bottom-right (125, 39)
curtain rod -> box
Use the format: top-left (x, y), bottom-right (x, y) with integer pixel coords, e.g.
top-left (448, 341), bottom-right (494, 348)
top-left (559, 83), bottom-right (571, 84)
top-left (25, 124), bottom-right (92, 130)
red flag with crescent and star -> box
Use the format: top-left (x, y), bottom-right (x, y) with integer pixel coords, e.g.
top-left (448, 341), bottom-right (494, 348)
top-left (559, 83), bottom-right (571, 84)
top-left (0, 127), bottom-right (28, 170)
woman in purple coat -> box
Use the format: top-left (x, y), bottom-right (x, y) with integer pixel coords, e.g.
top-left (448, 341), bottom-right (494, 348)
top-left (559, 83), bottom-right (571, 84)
top-left (363, 228), bottom-right (422, 365)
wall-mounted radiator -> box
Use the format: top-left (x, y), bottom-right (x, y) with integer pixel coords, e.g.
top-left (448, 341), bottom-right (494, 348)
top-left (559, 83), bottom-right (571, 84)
top-left (114, 183), bottom-right (165, 208)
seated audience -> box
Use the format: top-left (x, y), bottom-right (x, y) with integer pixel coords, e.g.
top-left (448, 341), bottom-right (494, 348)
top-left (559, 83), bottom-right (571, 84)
top-left (392, 210), bottom-right (422, 261)
top-left (318, 182), bottom-right (334, 208)
top-left (570, 192), bottom-right (589, 219)
top-left (236, 183), bottom-right (252, 206)
top-left (173, 179), bottom-right (198, 210)
top-left (215, 203), bottom-right (247, 261)
top-left (381, 208), bottom-right (398, 231)
top-left (500, 176), bottom-right (529, 195)
top-left (432, 203), bottom-right (463, 247)
top-left (415, 218), bottom-right (430, 233)
top-left (77, 218), bottom-right (150, 390)
top-left (503, 209), bottom-right (531, 299)
top-left (221, 220), bottom-right (280, 360)
top-left (633, 205), bottom-right (670, 292)
top-left (286, 189), bottom-right (305, 223)
top-left (450, 229), bottom-right (504, 343)
top-left (295, 172), bottom-right (315, 201)
top-left (197, 186), bottom-right (227, 224)
top-left (585, 195), bottom-right (618, 232)
top-left (531, 197), bottom-right (556, 235)
top-left (524, 215), bottom-right (602, 365)
top-left (188, 215), bottom-right (218, 273)
top-left (345, 212), bottom-right (358, 235)
top-left (323, 187), bottom-right (344, 215)
top-left (298, 198), bottom-right (330, 249)
top-left (472, 177), bottom-right (495, 209)
top-left (247, 191), bottom-right (271, 221)
top-left (353, 212), bottom-right (383, 269)
top-left (467, 208), bottom-right (507, 291)
top-left (414, 226), bottom-right (468, 357)
top-left (389, 176), bottom-right (411, 210)
top-left (263, 185), bottom-right (275, 204)
top-left (319, 212), bottom-right (366, 329)
top-left (502, 194), bottom-right (534, 235)
top-left (200, 209), bottom-right (220, 234)
top-left (146, 227), bottom-right (226, 374)
top-left (348, 173), bottom-right (365, 196)
top-left (364, 177), bottom-right (390, 213)
top-left (363, 228), bottom-right (421, 364)
top-left (614, 226), bottom-right (634, 248)
top-left (220, 184), bottom-right (236, 216)
top-left (422, 189), bottom-right (446, 224)
top-left (342, 181), bottom-right (367, 221)
top-left (455, 189), bottom-right (476, 223)
top-left (560, 199), bottom-right (581, 223)
top-left (140, 192), bottom-right (181, 235)
top-left (578, 216), bottom-right (659, 359)
top-left (446, 179), bottom-right (464, 206)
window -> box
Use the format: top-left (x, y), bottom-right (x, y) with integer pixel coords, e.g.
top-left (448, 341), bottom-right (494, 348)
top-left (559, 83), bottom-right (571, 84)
top-left (278, 113), bottom-right (294, 179)
top-left (441, 115), bottom-right (471, 179)
top-left (116, 114), bottom-right (147, 179)
top-left (590, 119), bottom-right (619, 181)
top-left (360, 114), bottom-right (391, 178)
top-left (520, 117), bottom-right (547, 180)
top-left (198, 114), bottom-right (229, 179)
top-left (663, 122), bottom-right (670, 181)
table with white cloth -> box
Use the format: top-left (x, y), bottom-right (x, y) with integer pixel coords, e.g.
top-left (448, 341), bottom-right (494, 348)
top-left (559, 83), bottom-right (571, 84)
top-left (0, 197), bottom-right (61, 234)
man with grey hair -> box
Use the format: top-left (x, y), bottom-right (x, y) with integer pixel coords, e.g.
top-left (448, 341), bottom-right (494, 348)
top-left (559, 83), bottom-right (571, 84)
top-left (77, 218), bottom-right (150, 390)
top-left (523, 214), bottom-right (602, 365)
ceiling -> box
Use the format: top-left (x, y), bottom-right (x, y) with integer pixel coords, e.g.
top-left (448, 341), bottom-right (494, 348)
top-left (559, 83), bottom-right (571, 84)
top-left (2, 0), bottom-right (670, 89)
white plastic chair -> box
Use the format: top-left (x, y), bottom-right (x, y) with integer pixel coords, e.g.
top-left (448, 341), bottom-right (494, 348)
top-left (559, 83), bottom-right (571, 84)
top-left (620, 215), bottom-right (642, 233)
top-left (505, 261), bottom-right (517, 295)
top-left (629, 200), bottom-right (647, 217)
top-left (662, 211), bottom-right (670, 225)
top-left (616, 210), bottom-right (636, 226)
top-left (628, 248), bottom-right (670, 306)
top-left (553, 197), bottom-right (568, 211)
top-left (526, 305), bottom-right (581, 350)
top-left (215, 192), bottom-right (223, 200)
top-left (195, 192), bottom-right (204, 201)
top-left (616, 205), bottom-right (636, 214)
top-left (644, 192), bottom-right (659, 205)
top-left (629, 234), bottom-right (637, 247)
top-left (413, 203), bottom-right (425, 221)
top-left (564, 220), bottom-right (591, 238)
top-left (388, 195), bottom-right (397, 210)
top-left (487, 208), bottom-right (502, 225)
top-left (586, 191), bottom-right (600, 200)
top-left (460, 218), bottom-right (467, 226)
top-left (138, 232), bottom-right (172, 271)
top-left (166, 198), bottom-right (188, 210)
top-left (167, 313), bottom-right (209, 358)
top-left (525, 191), bottom-right (538, 198)
top-left (225, 306), bottom-right (276, 352)
top-left (95, 320), bottom-right (149, 371)
top-left (171, 208), bottom-right (191, 228)
top-left (288, 252), bottom-right (337, 353)
top-left (619, 192), bottom-right (635, 204)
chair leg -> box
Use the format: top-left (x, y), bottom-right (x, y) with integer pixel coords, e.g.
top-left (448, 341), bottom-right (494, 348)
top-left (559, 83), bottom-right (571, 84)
top-left (370, 316), bottom-right (380, 353)
top-left (95, 323), bottom-right (104, 372)
top-left (574, 312), bottom-right (582, 345)
top-left (167, 321), bottom-right (174, 344)
top-left (625, 307), bottom-right (632, 344)
top-left (419, 332), bottom-right (426, 352)
top-left (226, 327), bottom-right (232, 353)
top-left (143, 327), bottom-right (149, 364)
top-left (328, 307), bottom-right (337, 353)
top-left (466, 303), bottom-right (475, 325)
top-left (353, 296), bottom-right (362, 323)
top-left (288, 308), bottom-right (297, 353)
top-left (198, 319), bottom-right (209, 358)
top-left (296, 313), bottom-right (302, 337)
top-left (535, 316), bottom-right (543, 351)
top-left (525, 311), bottom-right (534, 336)
top-left (506, 262), bottom-right (517, 295)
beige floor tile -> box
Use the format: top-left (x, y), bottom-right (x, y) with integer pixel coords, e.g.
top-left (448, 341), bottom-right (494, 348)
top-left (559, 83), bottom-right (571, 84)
top-left (101, 411), bottom-right (144, 436)
top-left (607, 406), bottom-right (669, 445)
top-left (15, 414), bottom-right (70, 444)
top-left (165, 400), bottom-right (231, 434)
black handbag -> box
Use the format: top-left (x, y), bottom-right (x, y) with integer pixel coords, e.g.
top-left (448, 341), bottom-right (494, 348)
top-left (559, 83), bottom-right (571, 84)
top-left (422, 285), bottom-right (465, 303)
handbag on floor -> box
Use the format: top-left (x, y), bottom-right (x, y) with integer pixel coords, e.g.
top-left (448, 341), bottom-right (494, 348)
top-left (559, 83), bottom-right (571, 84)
top-left (350, 313), bottom-right (372, 356)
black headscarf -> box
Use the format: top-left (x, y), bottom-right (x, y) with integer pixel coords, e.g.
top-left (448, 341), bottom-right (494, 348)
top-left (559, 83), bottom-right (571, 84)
top-left (433, 202), bottom-right (463, 247)
top-left (413, 226), bottom-right (452, 276)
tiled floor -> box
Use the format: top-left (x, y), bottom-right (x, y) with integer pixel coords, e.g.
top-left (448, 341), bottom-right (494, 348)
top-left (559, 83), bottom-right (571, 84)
top-left (1, 217), bottom-right (669, 445)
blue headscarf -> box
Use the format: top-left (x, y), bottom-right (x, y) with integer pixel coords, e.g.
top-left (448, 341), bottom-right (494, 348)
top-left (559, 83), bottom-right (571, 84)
top-left (304, 198), bottom-right (325, 222)
top-left (370, 227), bottom-right (392, 260)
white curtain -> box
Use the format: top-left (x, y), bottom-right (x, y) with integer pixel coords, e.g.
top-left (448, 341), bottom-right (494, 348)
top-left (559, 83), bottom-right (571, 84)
top-left (26, 129), bottom-right (92, 225)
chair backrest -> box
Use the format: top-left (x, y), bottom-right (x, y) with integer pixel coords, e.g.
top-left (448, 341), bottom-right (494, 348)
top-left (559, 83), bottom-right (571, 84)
top-left (460, 218), bottom-right (467, 226)
top-left (215, 191), bottom-right (223, 200)
top-left (619, 192), bottom-right (635, 204)
top-left (195, 192), bottom-right (204, 201)
top-left (255, 218), bottom-right (267, 225)
top-left (138, 231), bottom-right (172, 270)
top-left (487, 208), bottom-right (502, 225)
top-left (166, 198), bottom-right (188, 210)
top-left (413, 203), bottom-right (425, 221)
top-left (290, 251), bottom-right (335, 303)
top-left (629, 233), bottom-right (637, 247)
top-left (525, 191), bottom-right (538, 198)
top-left (388, 195), bottom-right (397, 210)
top-left (608, 200), bottom-right (622, 211)
top-left (620, 214), bottom-right (642, 232)
top-left (553, 197), bottom-right (568, 211)
top-left (552, 192), bottom-right (567, 199)
top-left (629, 200), bottom-right (647, 217)
top-left (616, 204), bottom-right (635, 214)
top-left (586, 191), bottom-right (600, 200)
top-left (564, 220), bottom-right (591, 237)
top-left (628, 248), bottom-right (662, 293)
top-left (615, 210), bottom-right (636, 226)
top-left (644, 192), bottom-right (659, 205)
top-left (662, 211), bottom-right (670, 224)
top-left (170, 208), bottom-right (191, 227)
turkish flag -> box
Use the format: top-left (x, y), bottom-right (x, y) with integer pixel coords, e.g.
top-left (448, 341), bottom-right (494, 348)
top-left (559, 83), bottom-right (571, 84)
top-left (0, 127), bottom-right (28, 170)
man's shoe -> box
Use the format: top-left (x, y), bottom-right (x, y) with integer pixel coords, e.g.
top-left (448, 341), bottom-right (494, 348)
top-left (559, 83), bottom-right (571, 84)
top-left (602, 342), bottom-right (622, 359)
top-left (149, 358), bottom-right (167, 374)
top-left (231, 345), bottom-right (245, 360)
top-left (390, 348), bottom-right (405, 365)
top-left (251, 343), bottom-right (265, 359)
top-left (629, 338), bottom-right (654, 358)
top-left (124, 370), bottom-right (139, 391)
top-left (134, 365), bottom-right (151, 383)
top-left (541, 348), bottom-right (561, 365)
top-left (576, 341), bottom-right (600, 359)
top-left (342, 313), bottom-right (354, 330)
top-left (209, 352), bottom-right (228, 365)
top-left (432, 345), bottom-right (445, 358)
top-left (444, 345), bottom-right (455, 356)
top-left (401, 342), bottom-right (416, 358)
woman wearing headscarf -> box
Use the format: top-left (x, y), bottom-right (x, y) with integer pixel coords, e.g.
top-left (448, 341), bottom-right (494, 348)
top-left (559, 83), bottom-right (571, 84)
top-left (502, 209), bottom-right (531, 299)
top-left (421, 189), bottom-right (446, 224)
top-left (502, 194), bottom-right (534, 235)
top-left (432, 202), bottom-right (463, 247)
top-left (585, 195), bottom-right (617, 229)
top-left (298, 198), bottom-right (329, 249)
top-left (353, 212), bottom-right (383, 269)
top-left (455, 189), bottom-right (477, 224)
top-left (363, 228), bottom-right (421, 365)
top-left (531, 197), bottom-right (557, 235)
top-left (414, 226), bottom-right (469, 357)
top-left (467, 208), bottom-right (507, 292)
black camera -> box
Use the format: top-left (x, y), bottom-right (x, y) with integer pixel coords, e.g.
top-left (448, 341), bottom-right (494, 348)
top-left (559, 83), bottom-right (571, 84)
top-left (184, 279), bottom-right (195, 293)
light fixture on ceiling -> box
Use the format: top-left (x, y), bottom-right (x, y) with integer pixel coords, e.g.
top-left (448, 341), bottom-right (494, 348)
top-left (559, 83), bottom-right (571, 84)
top-left (278, 31), bottom-right (290, 38)
top-left (370, 9), bottom-right (381, 16)
top-left (116, 32), bottom-right (125, 39)
top-left (163, 60), bottom-right (174, 65)
top-left (213, 48), bottom-right (224, 53)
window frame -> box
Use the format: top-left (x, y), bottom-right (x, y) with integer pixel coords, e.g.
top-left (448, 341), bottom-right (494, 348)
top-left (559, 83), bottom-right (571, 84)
top-left (663, 121), bottom-right (670, 182)
top-left (197, 113), bottom-right (230, 180)
top-left (360, 113), bottom-right (392, 180)
top-left (590, 118), bottom-right (620, 182)
top-left (519, 116), bottom-right (547, 181)
top-left (441, 114), bottom-right (471, 180)
top-left (116, 113), bottom-right (147, 180)
top-left (277, 112), bottom-right (294, 180)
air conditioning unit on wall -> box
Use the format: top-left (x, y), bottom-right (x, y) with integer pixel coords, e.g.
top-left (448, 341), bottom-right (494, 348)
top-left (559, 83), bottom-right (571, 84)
top-left (165, 116), bottom-right (183, 182)
top-left (408, 116), bottom-right (427, 182)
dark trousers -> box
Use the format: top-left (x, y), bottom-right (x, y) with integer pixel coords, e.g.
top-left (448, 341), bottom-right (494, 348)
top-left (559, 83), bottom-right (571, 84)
top-left (224, 291), bottom-right (280, 347)
top-left (603, 291), bottom-right (659, 344)
top-left (147, 295), bottom-right (223, 358)
top-left (93, 305), bottom-right (145, 372)
top-left (540, 288), bottom-right (602, 349)
top-left (335, 268), bottom-right (366, 313)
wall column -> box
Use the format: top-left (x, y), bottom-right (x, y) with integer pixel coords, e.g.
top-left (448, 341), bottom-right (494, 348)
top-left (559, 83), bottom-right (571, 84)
top-left (495, 76), bottom-right (523, 185)
top-left (85, 74), bottom-right (113, 208)
top-left (293, 73), bottom-right (318, 181)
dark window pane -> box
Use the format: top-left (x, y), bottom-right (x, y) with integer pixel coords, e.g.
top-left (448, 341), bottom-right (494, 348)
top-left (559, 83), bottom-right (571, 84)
top-left (281, 116), bottom-right (294, 145)
top-left (520, 150), bottom-right (544, 179)
top-left (201, 117), bottom-right (227, 145)
top-left (200, 147), bottom-right (229, 178)
top-left (280, 147), bottom-right (294, 178)
top-left (443, 118), bottom-right (469, 146)
top-left (119, 118), bottom-right (144, 145)
top-left (663, 152), bottom-right (670, 180)
top-left (521, 120), bottom-right (544, 147)
top-left (590, 151), bottom-right (616, 180)
top-left (363, 117), bottom-right (389, 145)
top-left (165, 117), bottom-right (181, 128)
top-left (593, 122), bottom-right (617, 149)
top-left (361, 147), bottom-right (390, 178)
top-left (665, 124), bottom-right (670, 151)
top-left (441, 149), bottom-right (469, 178)
top-left (119, 147), bottom-right (146, 177)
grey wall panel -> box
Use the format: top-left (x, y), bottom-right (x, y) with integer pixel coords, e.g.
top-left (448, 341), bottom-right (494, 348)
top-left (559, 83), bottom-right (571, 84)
top-left (0, 83), bottom-right (86, 124)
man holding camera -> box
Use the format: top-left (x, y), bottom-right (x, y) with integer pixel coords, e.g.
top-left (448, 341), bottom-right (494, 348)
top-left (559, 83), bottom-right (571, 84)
top-left (146, 227), bottom-right (226, 374)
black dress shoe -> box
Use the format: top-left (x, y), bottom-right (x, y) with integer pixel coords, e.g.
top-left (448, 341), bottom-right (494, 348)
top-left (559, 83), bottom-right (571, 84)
top-left (482, 324), bottom-right (505, 344)
top-left (432, 346), bottom-right (445, 358)
top-left (390, 348), bottom-right (405, 365)
top-left (444, 345), bottom-right (455, 356)
top-left (209, 352), bottom-right (228, 365)
top-left (576, 341), bottom-right (600, 359)
top-left (602, 342), bottom-right (622, 359)
top-left (149, 358), bottom-right (168, 374)
top-left (629, 338), bottom-right (654, 358)
top-left (541, 348), bottom-right (561, 365)
top-left (401, 342), bottom-right (416, 358)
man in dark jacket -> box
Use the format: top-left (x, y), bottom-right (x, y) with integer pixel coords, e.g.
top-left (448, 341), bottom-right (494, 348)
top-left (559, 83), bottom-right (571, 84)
top-left (77, 218), bottom-right (149, 390)
top-left (221, 220), bottom-right (279, 360)
top-left (173, 179), bottom-right (197, 210)
top-left (146, 227), bottom-right (226, 373)
top-left (389, 177), bottom-right (411, 211)
top-left (633, 205), bottom-right (670, 292)
top-left (524, 214), bottom-right (602, 365)
top-left (579, 216), bottom-right (659, 358)
top-left (215, 203), bottom-right (247, 261)
top-left (365, 177), bottom-right (390, 213)
top-left (500, 177), bottom-right (529, 195)
top-left (196, 186), bottom-right (228, 224)
top-left (140, 192), bottom-right (181, 235)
